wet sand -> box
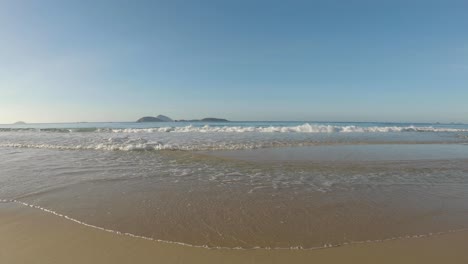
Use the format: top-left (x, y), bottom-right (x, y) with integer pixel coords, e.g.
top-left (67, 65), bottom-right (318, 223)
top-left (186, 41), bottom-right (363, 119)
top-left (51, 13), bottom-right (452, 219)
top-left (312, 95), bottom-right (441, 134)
top-left (1, 202), bottom-right (468, 264)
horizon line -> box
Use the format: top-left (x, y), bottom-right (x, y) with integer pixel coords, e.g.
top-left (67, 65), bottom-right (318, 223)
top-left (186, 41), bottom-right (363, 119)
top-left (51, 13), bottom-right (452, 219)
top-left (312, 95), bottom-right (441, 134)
top-left (1, 120), bottom-right (466, 126)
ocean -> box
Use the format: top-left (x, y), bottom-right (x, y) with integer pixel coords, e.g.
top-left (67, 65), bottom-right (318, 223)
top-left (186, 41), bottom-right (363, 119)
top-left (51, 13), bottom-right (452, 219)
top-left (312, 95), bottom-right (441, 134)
top-left (1, 121), bottom-right (468, 249)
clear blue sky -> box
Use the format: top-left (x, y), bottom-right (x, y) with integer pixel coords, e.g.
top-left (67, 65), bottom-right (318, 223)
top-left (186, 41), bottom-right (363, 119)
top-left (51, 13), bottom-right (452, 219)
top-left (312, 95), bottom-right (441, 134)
top-left (1, 0), bottom-right (467, 123)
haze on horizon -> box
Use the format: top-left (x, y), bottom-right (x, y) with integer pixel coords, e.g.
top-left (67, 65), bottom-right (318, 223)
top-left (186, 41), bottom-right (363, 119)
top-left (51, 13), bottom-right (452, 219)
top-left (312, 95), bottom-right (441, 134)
top-left (1, 0), bottom-right (467, 124)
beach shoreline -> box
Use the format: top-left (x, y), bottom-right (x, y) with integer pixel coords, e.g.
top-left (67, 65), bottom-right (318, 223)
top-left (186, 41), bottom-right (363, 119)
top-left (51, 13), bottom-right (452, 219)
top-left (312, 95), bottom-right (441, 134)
top-left (2, 202), bottom-right (468, 264)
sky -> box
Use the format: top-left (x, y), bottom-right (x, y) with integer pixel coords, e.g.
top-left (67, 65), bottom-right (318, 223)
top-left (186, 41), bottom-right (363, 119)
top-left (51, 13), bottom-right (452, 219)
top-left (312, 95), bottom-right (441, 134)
top-left (0, 0), bottom-right (467, 123)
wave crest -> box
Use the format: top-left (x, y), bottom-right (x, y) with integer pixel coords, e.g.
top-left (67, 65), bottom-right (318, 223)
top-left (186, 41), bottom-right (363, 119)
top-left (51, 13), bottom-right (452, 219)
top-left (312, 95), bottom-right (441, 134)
top-left (110, 124), bottom-right (468, 133)
top-left (1, 124), bottom-right (468, 134)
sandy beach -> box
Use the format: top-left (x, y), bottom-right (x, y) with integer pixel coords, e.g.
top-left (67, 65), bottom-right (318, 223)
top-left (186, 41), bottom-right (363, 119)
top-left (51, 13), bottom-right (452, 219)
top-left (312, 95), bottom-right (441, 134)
top-left (1, 202), bottom-right (468, 264)
top-left (2, 0), bottom-right (468, 263)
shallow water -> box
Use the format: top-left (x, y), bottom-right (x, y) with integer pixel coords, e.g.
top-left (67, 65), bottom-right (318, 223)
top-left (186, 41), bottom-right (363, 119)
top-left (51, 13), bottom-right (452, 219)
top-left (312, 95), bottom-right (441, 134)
top-left (1, 121), bottom-right (468, 248)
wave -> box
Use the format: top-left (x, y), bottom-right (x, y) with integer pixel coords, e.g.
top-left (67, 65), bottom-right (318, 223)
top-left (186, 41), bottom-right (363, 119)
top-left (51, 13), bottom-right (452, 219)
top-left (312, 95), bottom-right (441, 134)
top-left (110, 124), bottom-right (468, 133)
top-left (0, 141), bottom-right (293, 152)
top-left (0, 128), bottom-right (99, 133)
top-left (0, 133), bottom-right (289, 151)
top-left (2, 124), bottom-right (467, 134)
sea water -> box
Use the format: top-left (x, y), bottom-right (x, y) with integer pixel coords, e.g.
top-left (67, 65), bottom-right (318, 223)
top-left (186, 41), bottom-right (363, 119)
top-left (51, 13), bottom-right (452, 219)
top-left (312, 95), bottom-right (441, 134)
top-left (1, 121), bottom-right (468, 249)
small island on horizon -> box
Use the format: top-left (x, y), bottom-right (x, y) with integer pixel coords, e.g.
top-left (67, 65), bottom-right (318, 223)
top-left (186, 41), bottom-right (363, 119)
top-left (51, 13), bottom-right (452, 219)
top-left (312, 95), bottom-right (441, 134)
top-left (137, 115), bottom-right (229, 123)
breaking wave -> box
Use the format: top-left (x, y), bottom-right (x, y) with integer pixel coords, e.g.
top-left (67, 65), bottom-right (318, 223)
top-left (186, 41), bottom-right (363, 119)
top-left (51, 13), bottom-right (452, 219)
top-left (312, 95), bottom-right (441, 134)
top-left (110, 124), bottom-right (468, 133)
top-left (2, 124), bottom-right (468, 134)
top-left (0, 141), bottom-right (298, 152)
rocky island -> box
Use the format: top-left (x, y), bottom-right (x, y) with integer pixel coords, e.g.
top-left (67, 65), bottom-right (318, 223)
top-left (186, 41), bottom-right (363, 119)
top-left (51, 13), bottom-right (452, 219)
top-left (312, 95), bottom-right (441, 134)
top-left (175, 118), bottom-right (229, 122)
top-left (136, 116), bottom-right (164, 122)
top-left (136, 115), bottom-right (228, 122)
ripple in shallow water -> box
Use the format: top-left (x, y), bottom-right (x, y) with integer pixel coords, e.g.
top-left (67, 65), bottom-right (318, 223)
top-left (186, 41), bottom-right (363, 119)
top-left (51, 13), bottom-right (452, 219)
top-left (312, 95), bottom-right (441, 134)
top-left (2, 146), bottom-right (468, 248)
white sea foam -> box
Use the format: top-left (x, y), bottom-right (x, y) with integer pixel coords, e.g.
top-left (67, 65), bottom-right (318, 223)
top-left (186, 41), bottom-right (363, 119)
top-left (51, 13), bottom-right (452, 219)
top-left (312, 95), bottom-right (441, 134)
top-left (1, 123), bottom-right (467, 152)
top-left (0, 142), bottom-right (279, 151)
top-left (2, 124), bottom-right (468, 134)
top-left (110, 124), bottom-right (468, 133)
top-left (0, 142), bottom-right (174, 151)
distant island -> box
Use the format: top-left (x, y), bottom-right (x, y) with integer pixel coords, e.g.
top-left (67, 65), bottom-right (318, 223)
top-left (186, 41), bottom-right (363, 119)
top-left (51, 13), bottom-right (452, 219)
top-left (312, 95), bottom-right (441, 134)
top-left (137, 115), bottom-right (174, 122)
top-left (176, 118), bottom-right (229, 122)
top-left (155, 115), bottom-right (173, 122)
top-left (137, 117), bottom-right (163, 122)
top-left (13, 121), bottom-right (26, 125)
top-left (136, 115), bottom-right (228, 123)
